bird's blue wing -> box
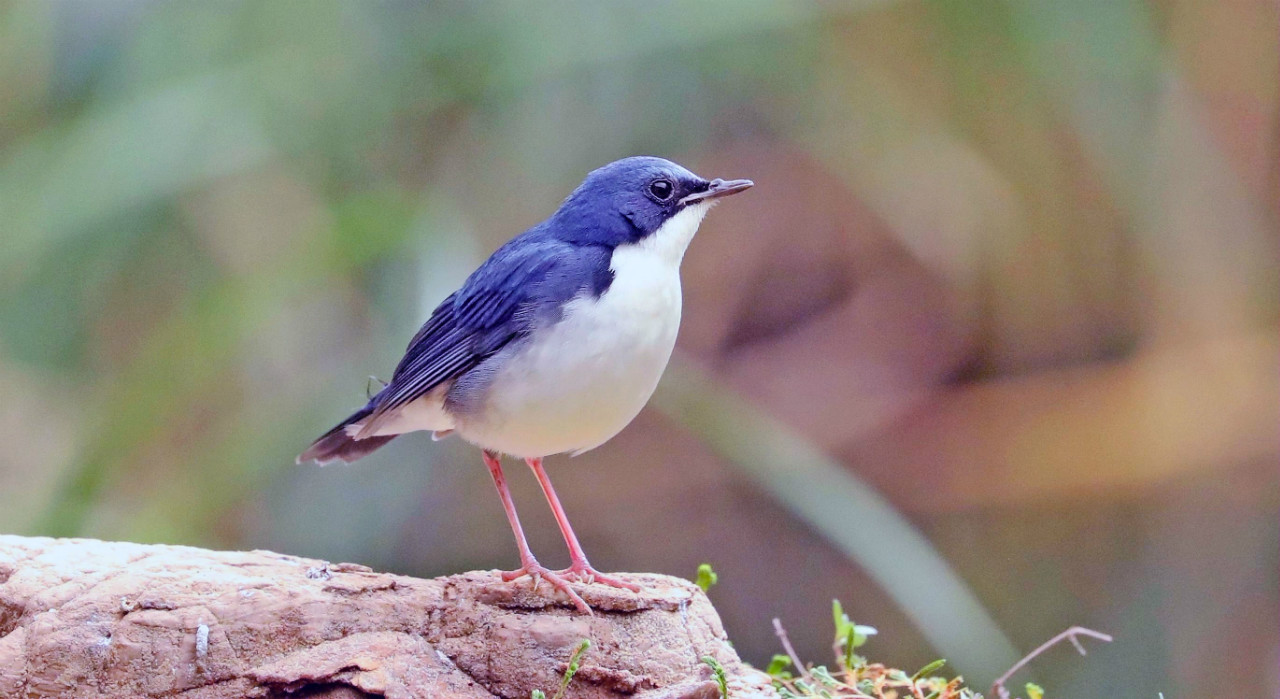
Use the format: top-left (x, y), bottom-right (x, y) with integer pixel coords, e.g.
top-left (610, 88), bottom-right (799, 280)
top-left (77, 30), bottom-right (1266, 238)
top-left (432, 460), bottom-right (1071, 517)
top-left (363, 237), bottom-right (612, 428)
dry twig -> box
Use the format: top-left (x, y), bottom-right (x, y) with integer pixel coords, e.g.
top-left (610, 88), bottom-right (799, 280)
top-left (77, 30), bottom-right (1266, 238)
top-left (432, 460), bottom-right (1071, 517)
top-left (773, 617), bottom-right (810, 679)
top-left (990, 626), bottom-right (1114, 699)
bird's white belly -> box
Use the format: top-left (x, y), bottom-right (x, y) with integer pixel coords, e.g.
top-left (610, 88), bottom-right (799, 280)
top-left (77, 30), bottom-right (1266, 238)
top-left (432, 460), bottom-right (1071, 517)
top-left (459, 249), bottom-right (682, 457)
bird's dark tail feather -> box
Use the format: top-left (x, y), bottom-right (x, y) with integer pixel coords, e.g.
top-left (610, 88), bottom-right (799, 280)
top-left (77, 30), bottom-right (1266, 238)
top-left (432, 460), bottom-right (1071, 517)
top-left (297, 405), bottom-right (395, 465)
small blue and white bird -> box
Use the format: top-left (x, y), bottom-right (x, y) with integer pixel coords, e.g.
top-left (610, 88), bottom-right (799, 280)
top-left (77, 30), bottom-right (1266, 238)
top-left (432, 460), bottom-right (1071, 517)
top-left (299, 156), bottom-right (752, 611)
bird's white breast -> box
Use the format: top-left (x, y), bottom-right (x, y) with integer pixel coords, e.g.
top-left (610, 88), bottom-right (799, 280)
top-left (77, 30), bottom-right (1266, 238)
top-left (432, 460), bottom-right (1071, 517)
top-left (457, 202), bottom-right (710, 457)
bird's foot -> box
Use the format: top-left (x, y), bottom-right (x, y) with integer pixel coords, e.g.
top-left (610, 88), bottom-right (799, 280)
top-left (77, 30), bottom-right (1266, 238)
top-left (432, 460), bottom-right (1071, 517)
top-left (501, 560), bottom-right (591, 613)
top-left (557, 560), bottom-right (642, 593)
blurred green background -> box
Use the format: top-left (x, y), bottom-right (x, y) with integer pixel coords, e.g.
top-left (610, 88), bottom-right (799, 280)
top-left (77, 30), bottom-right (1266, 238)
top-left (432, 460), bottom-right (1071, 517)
top-left (1, 1), bottom-right (1276, 697)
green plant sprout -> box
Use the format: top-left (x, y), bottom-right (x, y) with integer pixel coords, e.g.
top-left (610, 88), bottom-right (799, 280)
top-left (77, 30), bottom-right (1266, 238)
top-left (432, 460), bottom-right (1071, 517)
top-left (832, 599), bottom-right (878, 670)
top-left (554, 639), bottom-right (591, 699)
top-left (767, 608), bottom-right (1109, 699)
top-left (695, 563), bottom-right (719, 592)
top-left (765, 654), bottom-right (794, 680)
top-left (530, 638), bottom-right (592, 699)
top-left (912, 659), bottom-right (948, 682)
top-left (767, 604), bottom-right (976, 699)
top-left (702, 655), bottom-right (729, 698)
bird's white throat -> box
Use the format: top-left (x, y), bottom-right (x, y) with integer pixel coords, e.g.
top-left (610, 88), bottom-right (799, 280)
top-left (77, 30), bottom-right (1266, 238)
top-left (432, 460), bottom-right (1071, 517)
top-left (628, 201), bottom-right (711, 266)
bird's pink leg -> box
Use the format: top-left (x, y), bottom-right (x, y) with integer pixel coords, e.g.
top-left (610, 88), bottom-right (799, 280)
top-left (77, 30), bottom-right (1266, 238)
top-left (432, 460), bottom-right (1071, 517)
top-left (482, 450), bottom-right (589, 612)
top-left (525, 456), bottom-right (641, 593)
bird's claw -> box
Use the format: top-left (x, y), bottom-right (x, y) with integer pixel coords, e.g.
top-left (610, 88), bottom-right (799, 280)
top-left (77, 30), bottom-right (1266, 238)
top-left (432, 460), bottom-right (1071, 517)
top-left (500, 561), bottom-right (591, 613)
top-left (557, 562), bottom-right (641, 593)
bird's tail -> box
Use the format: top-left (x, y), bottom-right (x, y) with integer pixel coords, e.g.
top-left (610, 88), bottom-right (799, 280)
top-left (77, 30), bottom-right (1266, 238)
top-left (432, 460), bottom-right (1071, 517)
top-left (297, 404), bottom-right (395, 465)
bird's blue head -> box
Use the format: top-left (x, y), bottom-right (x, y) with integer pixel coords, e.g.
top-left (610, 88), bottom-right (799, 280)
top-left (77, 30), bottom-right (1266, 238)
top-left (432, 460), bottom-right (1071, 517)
top-left (549, 156), bottom-right (753, 251)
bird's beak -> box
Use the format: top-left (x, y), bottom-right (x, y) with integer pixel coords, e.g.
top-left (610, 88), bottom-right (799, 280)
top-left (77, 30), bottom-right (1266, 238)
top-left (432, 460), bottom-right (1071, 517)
top-left (680, 178), bottom-right (754, 205)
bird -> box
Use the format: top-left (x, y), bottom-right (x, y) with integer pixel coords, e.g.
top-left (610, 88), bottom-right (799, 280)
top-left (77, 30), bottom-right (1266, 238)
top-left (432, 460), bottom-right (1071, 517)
top-left (298, 156), bottom-right (753, 612)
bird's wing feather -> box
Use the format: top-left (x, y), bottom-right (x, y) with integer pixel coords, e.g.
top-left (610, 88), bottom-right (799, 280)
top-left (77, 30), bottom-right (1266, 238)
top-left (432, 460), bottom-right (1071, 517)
top-left (359, 237), bottom-right (611, 434)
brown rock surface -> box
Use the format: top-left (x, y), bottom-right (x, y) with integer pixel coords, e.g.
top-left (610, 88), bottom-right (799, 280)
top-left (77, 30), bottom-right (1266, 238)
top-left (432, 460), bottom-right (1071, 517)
top-left (0, 536), bottom-right (774, 699)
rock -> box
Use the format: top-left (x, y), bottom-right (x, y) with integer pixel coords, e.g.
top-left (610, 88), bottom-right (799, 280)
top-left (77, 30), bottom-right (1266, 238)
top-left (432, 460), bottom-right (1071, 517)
top-left (0, 536), bottom-right (775, 699)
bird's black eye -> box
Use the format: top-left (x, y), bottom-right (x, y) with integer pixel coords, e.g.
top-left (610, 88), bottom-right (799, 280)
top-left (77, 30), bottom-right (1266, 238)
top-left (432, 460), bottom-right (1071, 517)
top-left (648, 179), bottom-right (674, 201)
